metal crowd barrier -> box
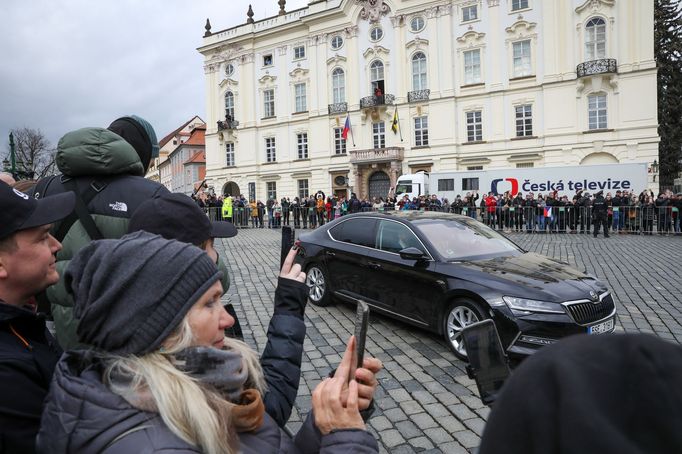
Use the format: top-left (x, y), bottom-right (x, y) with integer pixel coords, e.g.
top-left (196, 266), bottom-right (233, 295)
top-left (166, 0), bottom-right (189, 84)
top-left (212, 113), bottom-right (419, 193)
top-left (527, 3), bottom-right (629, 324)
top-left (202, 204), bottom-right (680, 235)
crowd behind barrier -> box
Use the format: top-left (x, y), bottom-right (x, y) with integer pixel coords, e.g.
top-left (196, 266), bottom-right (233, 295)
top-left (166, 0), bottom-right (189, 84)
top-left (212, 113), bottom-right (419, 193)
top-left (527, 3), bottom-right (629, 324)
top-left (196, 189), bottom-right (681, 236)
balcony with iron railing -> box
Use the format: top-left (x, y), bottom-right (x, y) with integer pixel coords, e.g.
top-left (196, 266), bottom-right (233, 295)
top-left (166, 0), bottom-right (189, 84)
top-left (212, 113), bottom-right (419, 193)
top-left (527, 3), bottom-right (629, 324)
top-left (349, 147), bottom-right (404, 164)
top-left (217, 116), bottom-right (239, 131)
top-left (407, 89), bottom-right (430, 103)
top-left (576, 58), bottom-right (617, 78)
top-left (360, 94), bottom-right (395, 109)
top-left (328, 102), bottom-right (348, 115)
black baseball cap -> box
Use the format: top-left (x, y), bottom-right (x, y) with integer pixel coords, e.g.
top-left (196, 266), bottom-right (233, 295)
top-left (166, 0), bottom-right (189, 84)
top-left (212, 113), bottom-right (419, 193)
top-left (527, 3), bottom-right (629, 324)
top-left (127, 192), bottom-right (237, 246)
top-left (0, 181), bottom-right (75, 239)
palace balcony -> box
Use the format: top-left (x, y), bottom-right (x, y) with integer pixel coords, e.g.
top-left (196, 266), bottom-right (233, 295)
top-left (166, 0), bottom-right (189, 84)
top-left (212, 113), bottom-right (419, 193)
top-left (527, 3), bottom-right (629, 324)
top-left (576, 58), bottom-right (617, 78)
top-left (349, 147), bottom-right (404, 164)
top-left (328, 102), bottom-right (348, 115)
top-left (360, 94), bottom-right (395, 109)
top-left (217, 118), bottom-right (239, 131)
top-left (407, 89), bottom-right (430, 103)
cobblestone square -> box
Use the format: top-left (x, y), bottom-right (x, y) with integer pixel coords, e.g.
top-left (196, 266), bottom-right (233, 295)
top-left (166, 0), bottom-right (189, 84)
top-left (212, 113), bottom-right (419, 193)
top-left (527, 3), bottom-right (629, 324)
top-left (217, 229), bottom-right (682, 453)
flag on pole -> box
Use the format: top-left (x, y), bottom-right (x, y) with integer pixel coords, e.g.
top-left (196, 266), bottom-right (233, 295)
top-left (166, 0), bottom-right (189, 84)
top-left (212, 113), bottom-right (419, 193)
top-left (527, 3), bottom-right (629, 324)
top-left (342, 114), bottom-right (351, 140)
top-left (391, 107), bottom-right (399, 134)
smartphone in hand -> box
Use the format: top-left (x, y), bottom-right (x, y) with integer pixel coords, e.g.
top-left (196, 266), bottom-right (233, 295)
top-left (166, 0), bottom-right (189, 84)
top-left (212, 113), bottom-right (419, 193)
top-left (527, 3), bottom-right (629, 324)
top-left (280, 226), bottom-right (295, 269)
top-left (350, 300), bottom-right (370, 382)
top-left (461, 319), bottom-right (511, 406)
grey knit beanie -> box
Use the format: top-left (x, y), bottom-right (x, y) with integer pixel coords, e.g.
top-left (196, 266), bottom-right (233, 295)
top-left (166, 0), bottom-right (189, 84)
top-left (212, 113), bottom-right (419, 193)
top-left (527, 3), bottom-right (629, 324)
top-left (66, 231), bottom-right (222, 355)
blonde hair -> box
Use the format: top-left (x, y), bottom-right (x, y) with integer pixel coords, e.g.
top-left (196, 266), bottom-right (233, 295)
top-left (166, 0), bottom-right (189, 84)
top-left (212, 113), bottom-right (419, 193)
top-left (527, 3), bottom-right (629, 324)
top-left (104, 318), bottom-right (266, 454)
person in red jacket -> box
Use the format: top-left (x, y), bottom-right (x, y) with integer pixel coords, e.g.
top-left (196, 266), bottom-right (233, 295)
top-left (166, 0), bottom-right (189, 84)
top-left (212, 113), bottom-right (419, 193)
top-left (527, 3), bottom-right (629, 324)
top-left (485, 192), bottom-right (498, 227)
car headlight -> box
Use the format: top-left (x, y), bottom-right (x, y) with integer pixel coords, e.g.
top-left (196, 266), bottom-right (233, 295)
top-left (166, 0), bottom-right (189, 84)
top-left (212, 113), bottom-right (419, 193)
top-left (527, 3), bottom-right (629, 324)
top-left (502, 296), bottom-right (566, 315)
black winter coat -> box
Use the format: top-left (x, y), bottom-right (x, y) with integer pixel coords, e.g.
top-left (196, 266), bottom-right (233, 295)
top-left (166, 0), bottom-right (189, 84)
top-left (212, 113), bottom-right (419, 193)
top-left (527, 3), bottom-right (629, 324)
top-left (0, 302), bottom-right (62, 454)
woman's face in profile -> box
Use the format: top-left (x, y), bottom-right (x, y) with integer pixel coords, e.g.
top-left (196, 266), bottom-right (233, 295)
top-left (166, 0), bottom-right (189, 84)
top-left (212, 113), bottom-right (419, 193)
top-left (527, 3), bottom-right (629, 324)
top-left (186, 280), bottom-right (232, 349)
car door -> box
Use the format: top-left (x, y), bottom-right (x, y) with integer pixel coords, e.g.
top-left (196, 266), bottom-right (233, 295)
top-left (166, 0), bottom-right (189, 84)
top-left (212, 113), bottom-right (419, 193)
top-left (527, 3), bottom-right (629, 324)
top-left (367, 219), bottom-right (446, 326)
top-left (325, 217), bottom-right (378, 301)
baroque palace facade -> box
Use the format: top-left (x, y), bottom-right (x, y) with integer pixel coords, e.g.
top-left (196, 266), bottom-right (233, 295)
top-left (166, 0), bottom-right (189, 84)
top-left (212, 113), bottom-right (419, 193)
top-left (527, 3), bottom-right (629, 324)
top-left (198, 0), bottom-right (658, 201)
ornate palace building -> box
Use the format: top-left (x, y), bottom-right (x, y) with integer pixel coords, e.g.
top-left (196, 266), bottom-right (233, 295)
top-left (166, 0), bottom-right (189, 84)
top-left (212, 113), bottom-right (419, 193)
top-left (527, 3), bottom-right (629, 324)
top-left (198, 0), bottom-right (658, 200)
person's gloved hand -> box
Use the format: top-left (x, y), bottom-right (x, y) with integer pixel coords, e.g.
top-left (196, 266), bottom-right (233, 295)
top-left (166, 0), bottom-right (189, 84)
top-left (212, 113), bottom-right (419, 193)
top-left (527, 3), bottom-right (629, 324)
top-left (274, 247), bottom-right (308, 317)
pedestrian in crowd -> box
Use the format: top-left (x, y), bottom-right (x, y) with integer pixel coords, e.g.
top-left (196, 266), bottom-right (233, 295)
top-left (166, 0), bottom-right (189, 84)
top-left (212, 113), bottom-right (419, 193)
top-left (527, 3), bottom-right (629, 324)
top-left (0, 181), bottom-right (75, 453)
top-left (127, 192), bottom-right (242, 339)
top-left (257, 200), bottom-right (265, 228)
top-left (642, 195), bottom-right (656, 235)
top-left (316, 193), bottom-right (326, 226)
top-left (612, 190), bottom-right (623, 232)
top-left (31, 115), bottom-right (169, 350)
top-left (281, 197), bottom-right (291, 226)
top-left (250, 199), bottom-right (259, 228)
top-left (291, 197), bottom-right (301, 228)
top-left (479, 334), bottom-right (682, 454)
top-left (325, 196), bottom-right (333, 221)
top-left (592, 190), bottom-right (610, 238)
top-left (673, 193), bottom-right (682, 234)
top-left (223, 194), bottom-right (234, 223)
top-left (335, 199), bottom-right (343, 219)
top-left (37, 232), bottom-right (381, 453)
top-left (308, 196), bottom-right (317, 228)
top-left (266, 197), bottom-right (275, 229)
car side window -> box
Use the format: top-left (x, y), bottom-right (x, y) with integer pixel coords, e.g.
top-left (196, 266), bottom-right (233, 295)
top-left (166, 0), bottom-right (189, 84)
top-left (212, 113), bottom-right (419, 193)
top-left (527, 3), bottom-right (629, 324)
top-left (376, 220), bottom-right (423, 253)
top-left (329, 218), bottom-right (377, 248)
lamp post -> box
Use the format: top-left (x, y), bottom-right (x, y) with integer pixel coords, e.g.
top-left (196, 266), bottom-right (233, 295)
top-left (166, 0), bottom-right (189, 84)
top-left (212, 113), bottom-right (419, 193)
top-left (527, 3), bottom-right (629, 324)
top-left (9, 132), bottom-right (16, 178)
top-left (651, 159), bottom-right (659, 183)
top-left (3, 132), bottom-right (35, 180)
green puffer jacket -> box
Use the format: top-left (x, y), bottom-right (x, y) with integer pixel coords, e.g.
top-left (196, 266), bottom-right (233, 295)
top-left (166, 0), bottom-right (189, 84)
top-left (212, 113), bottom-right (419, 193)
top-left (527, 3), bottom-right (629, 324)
top-left (42, 128), bottom-right (171, 350)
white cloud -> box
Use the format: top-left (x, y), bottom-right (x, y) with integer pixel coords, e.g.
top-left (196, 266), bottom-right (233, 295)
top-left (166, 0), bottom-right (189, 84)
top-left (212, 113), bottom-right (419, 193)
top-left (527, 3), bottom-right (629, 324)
top-left (0, 0), bottom-right (309, 151)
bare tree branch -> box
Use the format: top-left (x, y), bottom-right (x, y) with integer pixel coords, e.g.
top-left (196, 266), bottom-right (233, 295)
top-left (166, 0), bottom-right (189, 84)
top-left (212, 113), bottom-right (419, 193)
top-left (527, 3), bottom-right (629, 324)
top-left (1, 127), bottom-right (58, 180)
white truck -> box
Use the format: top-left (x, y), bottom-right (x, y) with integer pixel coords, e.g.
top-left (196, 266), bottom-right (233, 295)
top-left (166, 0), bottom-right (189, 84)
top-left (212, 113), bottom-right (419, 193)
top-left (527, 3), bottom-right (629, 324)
top-left (394, 163), bottom-right (649, 200)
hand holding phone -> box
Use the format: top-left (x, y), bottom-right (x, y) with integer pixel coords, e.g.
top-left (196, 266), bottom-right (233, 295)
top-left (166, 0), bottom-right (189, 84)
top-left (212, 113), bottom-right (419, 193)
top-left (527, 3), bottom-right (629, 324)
top-left (350, 301), bottom-right (369, 383)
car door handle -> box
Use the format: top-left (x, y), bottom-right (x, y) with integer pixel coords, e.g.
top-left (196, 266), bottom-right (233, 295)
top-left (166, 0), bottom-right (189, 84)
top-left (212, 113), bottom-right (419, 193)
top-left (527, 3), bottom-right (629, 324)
top-left (325, 251), bottom-right (336, 257)
top-left (368, 261), bottom-right (382, 270)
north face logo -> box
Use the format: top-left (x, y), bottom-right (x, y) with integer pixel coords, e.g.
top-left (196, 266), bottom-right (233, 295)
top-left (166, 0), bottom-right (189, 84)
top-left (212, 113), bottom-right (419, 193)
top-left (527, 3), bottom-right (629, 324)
top-left (109, 202), bottom-right (128, 212)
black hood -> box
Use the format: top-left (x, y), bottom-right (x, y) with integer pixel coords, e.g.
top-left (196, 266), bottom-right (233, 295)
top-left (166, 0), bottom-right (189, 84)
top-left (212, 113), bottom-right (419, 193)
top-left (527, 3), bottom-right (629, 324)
top-left (452, 253), bottom-right (607, 302)
top-left (37, 350), bottom-right (156, 453)
top-left (0, 301), bottom-right (37, 323)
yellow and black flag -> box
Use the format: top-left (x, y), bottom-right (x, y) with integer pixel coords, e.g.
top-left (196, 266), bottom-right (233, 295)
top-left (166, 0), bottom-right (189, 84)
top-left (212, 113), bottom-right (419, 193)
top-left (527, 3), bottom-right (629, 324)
top-left (391, 106), bottom-right (399, 134)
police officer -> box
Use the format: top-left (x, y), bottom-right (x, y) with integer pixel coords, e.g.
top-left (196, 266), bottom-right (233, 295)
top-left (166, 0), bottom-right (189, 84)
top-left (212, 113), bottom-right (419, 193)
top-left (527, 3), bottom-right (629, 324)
top-left (592, 190), bottom-right (610, 238)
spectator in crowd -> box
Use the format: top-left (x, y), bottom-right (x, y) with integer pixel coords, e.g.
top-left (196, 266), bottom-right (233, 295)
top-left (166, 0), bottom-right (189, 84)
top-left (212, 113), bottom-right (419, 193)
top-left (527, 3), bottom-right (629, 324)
top-left (266, 197), bottom-right (276, 229)
top-left (281, 197), bottom-right (291, 226)
top-left (250, 199), bottom-right (259, 228)
top-left (37, 232), bottom-right (380, 453)
top-left (32, 115), bottom-right (169, 350)
top-left (127, 192), bottom-right (242, 339)
top-left (222, 195), bottom-right (233, 223)
top-left (291, 197), bottom-right (301, 228)
top-left (642, 195), bottom-right (656, 235)
top-left (257, 199), bottom-right (266, 228)
top-left (0, 181), bottom-right (75, 453)
top-left (479, 334), bottom-right (682, 454)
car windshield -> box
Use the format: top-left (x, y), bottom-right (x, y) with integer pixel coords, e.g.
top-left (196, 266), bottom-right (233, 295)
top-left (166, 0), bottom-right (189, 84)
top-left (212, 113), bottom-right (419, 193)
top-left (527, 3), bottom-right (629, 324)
top-left (412, 217), bottom-right (522, 261)
top-left (395, 183), bottom-right (411, 196)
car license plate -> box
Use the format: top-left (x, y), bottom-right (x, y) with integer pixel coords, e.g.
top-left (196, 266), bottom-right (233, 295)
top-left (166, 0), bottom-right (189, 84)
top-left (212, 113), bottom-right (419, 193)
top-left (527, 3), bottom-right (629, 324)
top-left (588, 317), bottom-right (614, 334)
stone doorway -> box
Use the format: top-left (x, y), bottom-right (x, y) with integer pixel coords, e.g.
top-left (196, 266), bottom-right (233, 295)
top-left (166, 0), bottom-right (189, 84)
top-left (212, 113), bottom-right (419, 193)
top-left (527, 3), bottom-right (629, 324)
top-left (222, 181), bottom-right (240, 197)
top-left (368, 171), bottom-right (390, 201)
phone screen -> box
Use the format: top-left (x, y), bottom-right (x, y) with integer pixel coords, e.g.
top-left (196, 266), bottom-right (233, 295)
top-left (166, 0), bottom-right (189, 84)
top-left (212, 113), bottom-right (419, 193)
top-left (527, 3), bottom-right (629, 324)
top-left (350, 300), bottom-right (369, 382)
top-left (461, 320), bottom-right (510, 406)
top-left (280, 226), bottom-right (295, 269)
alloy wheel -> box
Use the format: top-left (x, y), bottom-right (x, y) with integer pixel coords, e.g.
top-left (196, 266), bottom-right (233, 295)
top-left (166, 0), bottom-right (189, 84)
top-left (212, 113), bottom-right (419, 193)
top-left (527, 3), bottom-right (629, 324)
top-left (306, 266), bottom-right (326, 303)
top-left (446, 305), bottom-right (481, 357)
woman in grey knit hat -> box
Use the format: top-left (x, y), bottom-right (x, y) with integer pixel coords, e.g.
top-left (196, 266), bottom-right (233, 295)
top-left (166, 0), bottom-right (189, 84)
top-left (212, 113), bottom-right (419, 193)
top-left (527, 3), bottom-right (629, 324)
top-left (36, 232), bottom-right (379, 453)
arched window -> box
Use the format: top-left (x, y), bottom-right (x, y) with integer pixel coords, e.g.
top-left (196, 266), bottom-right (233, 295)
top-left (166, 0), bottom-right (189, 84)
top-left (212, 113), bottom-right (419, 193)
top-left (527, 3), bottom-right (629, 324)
top-left (224, 91), bottom-right (234, 120)
top-left (370, 60), bottom-right (384, 93)
top-left (411, 52), bottom-right (427, 91)
top-left (585, 18), bottom-right (606, 60)
top-left (332, 68), bottom-right (345, 104)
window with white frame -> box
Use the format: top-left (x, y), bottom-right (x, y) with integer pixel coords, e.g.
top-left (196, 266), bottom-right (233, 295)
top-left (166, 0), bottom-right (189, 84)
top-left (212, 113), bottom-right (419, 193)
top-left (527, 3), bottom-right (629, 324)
top-left (297, 133), bottom-right (308, 159)
top-left (414, 116), bottom-right (429, 146)
top-left (466, 111), bottom-right (483, 142)
top-left (294, 83), bottom-right (307, 112)
top-left (334, 128), bottom-right (347, 154)
top-left (585, 18), bottom-right (606, 60)
top-left (224, 91), bottom-right (234, 119)
top-left (373, 122), bottom-right (385, 149)
top-left (265, 137), bottom-right (276, 162)
top-left (370, 60), bottom-right (384, 92)
top-left (462, 4), bottom-right (478, 22)
top-left (370, 26), bottom-right (383, 42)
top-left (298, 179), bottom-right (309, 199)
top-left (293, 45), bottom-right (305, 60)
top-left (588, 94), bottom-right (607, 130)
top-left (332, 68), bottom-right (345, 104)
top-left (331, 35), bottom-right (344, 50)
top-left (511, 0), bottom-right (529, 11)
top-left (410, 16), bottom-right (425, 32)
top-left (515, 105), bottom-right (533, 137)
top-left (263, 54), bottom-right (273, 66)
top-left (267, 181), bottom-right (277, 200)
top-left (464, 49), bottom-right (481, 85)
top-left (263, 89), bottom-right (275, 117)
top-left (225, 142), bottom-right (235, 167)
top-left (512, 40), bottom-right (532, 77)
top-left (412, 52), bottom-right (427, 91)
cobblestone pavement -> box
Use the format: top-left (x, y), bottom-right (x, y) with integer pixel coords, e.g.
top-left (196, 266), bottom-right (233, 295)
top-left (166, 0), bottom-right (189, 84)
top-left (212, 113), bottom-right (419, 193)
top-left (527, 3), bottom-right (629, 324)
top-left (216, 228), bottom-right (682, 453)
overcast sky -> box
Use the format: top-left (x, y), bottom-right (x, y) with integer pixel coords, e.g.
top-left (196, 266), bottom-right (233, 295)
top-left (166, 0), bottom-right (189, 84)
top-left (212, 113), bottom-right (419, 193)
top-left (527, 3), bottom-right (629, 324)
top-left (0, 0), bottom-right (308, 153)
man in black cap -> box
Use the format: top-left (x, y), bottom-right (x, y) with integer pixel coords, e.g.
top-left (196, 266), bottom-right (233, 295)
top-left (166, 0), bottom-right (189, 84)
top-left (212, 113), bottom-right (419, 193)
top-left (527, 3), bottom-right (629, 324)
top-left (0, 181), bottom-right (75, 453)
top-left (127, 192), bottom-right (243, 338)
top-left (33, 115), bottom-right (169, 350)
top-left (592, 190), bottom-right (609, 238)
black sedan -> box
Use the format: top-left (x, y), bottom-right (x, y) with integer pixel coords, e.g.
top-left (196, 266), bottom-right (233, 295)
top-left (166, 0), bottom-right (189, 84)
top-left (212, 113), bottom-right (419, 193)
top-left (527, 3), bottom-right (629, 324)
top-left (299, 211), bottom-right (616, 360)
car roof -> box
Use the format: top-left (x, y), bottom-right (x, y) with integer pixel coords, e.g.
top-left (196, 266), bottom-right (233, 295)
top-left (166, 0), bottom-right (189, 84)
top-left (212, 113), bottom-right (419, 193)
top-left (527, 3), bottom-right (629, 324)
top-left (344, 211), bottom-right (470, 222)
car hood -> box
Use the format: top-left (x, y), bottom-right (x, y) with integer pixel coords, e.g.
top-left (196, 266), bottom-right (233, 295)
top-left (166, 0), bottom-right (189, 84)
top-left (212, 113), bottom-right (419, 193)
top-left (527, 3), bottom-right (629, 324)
top-left (448, 252), bottom-right (608, 302)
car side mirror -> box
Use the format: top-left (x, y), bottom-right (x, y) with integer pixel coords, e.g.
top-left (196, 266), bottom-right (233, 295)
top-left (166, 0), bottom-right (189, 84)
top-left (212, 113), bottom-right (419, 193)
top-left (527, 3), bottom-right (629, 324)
top-left (399, 247), bottom-right (427, 260)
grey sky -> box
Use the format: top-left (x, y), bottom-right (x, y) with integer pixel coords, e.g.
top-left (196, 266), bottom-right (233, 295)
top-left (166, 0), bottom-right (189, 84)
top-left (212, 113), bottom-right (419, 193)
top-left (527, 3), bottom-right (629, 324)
top-left (0, 0), bottom-right (308, 154)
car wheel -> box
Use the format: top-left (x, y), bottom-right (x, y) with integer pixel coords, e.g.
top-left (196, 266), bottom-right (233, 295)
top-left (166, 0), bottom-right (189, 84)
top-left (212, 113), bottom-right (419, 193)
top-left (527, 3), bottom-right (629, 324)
top-left (305, 264), bottom-right (333, 306)
top-left (443, 299), bottom-right (487, 360)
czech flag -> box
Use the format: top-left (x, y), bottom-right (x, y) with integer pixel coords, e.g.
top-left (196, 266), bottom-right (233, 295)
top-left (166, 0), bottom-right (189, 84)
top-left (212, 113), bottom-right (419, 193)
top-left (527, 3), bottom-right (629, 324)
top-left (544, 206), bottom-right (553, 219)
top-left (342, 114), bottom-right (351, 140)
